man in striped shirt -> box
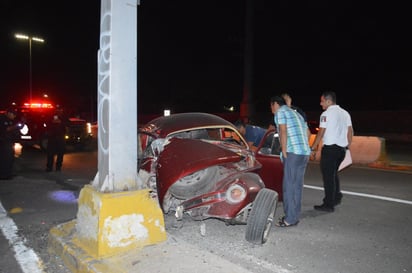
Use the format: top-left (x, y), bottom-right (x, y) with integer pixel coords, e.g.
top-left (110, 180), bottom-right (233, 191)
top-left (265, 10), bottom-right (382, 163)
top-left (271, 95), bottom-right (311, 227)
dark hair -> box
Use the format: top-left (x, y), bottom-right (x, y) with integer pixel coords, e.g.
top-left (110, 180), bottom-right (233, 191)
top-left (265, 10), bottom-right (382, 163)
top-left (234, 119), bottom-right (245, 128)
top-left (270, 96), bottom-right (286, 106)
top-left (322, 91), bottom-right (336, 103)
top-left (280, 92), bottom-right (291, 98)
top-left (6, 107), bottom-right (17, 115)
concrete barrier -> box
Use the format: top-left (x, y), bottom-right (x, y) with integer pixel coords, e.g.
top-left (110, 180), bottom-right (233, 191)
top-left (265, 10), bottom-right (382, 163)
top-left (351, 136), bottom-right (386, 164)
top-left (310, 135), bottom-right (385, 165)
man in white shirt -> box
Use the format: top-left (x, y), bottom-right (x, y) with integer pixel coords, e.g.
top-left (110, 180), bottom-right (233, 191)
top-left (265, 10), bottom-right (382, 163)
top-left (310, 91), bottom-right (353, 212)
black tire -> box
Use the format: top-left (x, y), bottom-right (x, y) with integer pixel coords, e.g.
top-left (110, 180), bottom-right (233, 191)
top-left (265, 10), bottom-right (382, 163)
top-left (169, 166), bottom-right (219, 199)
top-left (245, 188), bottom-right (278, 244)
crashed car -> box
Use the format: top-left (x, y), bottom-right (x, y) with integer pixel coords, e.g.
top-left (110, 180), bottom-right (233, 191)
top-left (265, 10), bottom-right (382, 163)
top-left (138, 112), bottom-right (283, 244)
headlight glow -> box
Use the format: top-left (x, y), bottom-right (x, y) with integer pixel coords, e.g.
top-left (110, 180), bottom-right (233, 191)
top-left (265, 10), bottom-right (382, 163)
top-left (20, 124), bottom-right (29, 135)
top-left (226, 184), bottom-right (246, 204)
top-left (87, 122), bottom-right (92, 134)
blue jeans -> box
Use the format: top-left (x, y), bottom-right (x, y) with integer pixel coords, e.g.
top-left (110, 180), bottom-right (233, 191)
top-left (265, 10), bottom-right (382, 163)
top-left (282, 153), bottom-right (309, 224)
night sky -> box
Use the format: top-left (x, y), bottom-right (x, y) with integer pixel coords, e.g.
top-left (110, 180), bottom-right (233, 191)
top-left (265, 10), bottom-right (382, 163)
top-left (1, 1), bottom-right (411, 119)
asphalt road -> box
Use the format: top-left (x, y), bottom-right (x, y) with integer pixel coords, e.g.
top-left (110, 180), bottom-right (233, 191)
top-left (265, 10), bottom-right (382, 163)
top-left (1, 140), bottom-right (411, 273)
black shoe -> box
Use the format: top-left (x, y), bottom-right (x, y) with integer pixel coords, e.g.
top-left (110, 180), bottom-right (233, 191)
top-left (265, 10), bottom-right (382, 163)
top-left (314, 204), bottom-right (334, 212)
top-left (334, 199), bottom-right (342, 206)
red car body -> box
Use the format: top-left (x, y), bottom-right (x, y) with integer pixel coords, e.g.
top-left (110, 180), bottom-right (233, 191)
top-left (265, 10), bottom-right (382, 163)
top-left (254, 130), bottom-right (284, 200)
top-left (138, 112), bottom-right (283, 244)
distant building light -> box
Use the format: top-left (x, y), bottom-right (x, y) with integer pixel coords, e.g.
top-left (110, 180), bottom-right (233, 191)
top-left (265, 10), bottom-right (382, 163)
top-left (164, 109), bottom-right (171, 116)
top-left (224, 106), bottom-right (235, 112)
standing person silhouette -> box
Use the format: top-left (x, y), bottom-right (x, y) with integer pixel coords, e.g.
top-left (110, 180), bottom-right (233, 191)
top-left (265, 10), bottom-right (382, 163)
top-left (271, 96), bottom-right (311, 227)
top-left (310, 91), bottom-right (353, 212)
top-left (46, 105), bottom-right (69, 172)
top-left (0, 107), bottom-right (22, 179)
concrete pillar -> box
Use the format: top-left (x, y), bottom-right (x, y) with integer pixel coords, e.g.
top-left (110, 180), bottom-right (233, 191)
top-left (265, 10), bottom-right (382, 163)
top-left (48, 1), bottom-right (166, 267)
top-left (93, 0), bottom-right (139, 192)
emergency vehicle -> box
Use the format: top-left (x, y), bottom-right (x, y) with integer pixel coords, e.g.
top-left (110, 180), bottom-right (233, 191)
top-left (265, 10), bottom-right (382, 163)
top-left (12, 101), bottom-right (93, 150)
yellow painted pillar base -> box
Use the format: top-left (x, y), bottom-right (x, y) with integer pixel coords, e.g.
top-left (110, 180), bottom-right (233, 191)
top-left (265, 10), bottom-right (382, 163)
top-left (73, 185), bottom-right (166, 258)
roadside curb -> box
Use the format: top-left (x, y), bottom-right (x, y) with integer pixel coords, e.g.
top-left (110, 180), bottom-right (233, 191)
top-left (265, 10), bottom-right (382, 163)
top-left (48, 220), bottom-right (253, 273)
top-left (367, 161), bottom-right (412, 173)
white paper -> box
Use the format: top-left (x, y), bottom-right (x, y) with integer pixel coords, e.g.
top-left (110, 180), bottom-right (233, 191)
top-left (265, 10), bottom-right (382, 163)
top-left (339, 149), bottom-right (352, 171)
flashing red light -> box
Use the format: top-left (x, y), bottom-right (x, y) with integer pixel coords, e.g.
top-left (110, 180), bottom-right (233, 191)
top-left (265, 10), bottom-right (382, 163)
top-left (23, 102), bottom-right (54, 109)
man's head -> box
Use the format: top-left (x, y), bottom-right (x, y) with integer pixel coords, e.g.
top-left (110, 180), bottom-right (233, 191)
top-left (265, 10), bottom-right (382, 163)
top-left (55, 104), bottom-right (63, 113)
top-left (320, 91), bottom-right (337, 110)
top-left (280, 93), bottom-right (292, 107)
top-left (270, 96), bottom-right (286, 114)
top-left (234, 120), bottom-right (246, 136)
top-left (6, 107), bottom-right (17, 119)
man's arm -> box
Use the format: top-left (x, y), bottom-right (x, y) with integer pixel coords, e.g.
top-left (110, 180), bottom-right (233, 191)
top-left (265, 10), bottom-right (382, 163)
top-left (311, 127), bottom-right (325, 151)
top-left (347, 126), bottom-right (353, 148)
top-left (279, 124), bottom-right (287, 158)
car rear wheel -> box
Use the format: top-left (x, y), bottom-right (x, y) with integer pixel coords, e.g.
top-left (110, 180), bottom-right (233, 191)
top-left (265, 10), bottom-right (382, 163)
top-left (245, 188), bottom-right (278, 244)
top-left (169, 166), bottom-right (219, 199)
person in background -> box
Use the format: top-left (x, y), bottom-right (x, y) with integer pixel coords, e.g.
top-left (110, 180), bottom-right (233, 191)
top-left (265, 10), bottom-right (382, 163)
top-left (46, 105), bottom-right (69, 172)
top-left (0, 107), bottom-right (22, 179)
top-left (281, 92), bottom-right (307, 122)
top-left (234, 120), bottom-right (266, 152)
top-left (310, 91), bottom-right (353, 212)
top-left (271, 95), bottom-right (311, 227)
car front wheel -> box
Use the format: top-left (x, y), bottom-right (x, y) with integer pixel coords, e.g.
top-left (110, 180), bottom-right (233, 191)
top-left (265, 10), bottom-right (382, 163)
top-left (245, 188), bottom-right (278, 244)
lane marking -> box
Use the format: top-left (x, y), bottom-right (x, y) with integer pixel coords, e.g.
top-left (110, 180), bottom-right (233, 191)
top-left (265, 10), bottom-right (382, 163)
top-left (233, 251), bottom-right (293, 273)
top-left (0, 201), bottom-right (44, 273)
top-left (304, 184), bottom-right (412, 205)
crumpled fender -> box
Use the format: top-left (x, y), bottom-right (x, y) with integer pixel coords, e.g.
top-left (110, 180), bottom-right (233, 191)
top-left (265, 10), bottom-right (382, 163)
top-left (156, 138), bottom-right (244, 203)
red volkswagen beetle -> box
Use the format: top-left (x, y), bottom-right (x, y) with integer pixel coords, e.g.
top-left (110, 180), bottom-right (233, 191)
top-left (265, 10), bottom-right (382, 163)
top-left (138, 112), bottom-right (283, 244)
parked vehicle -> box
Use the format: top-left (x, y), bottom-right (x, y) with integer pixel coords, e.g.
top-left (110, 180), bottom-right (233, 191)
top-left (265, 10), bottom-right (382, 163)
top-left (11, 102), bottom-right (92, 151)
top-left (138, 112), bottom-right (283, 244)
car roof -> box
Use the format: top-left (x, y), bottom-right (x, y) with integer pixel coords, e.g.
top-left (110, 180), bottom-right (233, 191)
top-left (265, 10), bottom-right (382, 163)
top-left (140, 112), bottom-right (237, 137)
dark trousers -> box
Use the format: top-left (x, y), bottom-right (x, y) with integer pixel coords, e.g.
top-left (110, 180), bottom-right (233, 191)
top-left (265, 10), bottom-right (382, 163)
top-left (47, 138), bottom-right (66, 170)
top-left (320, 144), bottom-right (346, 207)
top-left (0, 142), bottom-right (15, 178)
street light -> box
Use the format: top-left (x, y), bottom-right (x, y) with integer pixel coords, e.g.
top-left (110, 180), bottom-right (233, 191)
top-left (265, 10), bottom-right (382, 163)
top-left (15, 33), bottom-right (45, 102)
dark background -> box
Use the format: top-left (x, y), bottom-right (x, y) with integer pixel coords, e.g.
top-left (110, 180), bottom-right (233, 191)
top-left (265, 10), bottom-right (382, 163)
top-left (1, 1), bottom-right (411, 120)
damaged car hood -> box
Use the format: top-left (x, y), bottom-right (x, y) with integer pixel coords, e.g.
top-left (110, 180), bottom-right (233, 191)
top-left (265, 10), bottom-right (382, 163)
top-left (156, 137), bottom-right (257, 200)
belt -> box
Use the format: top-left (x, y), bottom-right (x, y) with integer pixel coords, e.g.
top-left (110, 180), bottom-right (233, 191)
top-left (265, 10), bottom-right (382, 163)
top-left (324, 144), bottom-right (346, 149)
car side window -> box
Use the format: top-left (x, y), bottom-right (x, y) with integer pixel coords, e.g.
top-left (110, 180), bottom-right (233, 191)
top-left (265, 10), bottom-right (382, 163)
top-left (168, 127), bottom-right (247, 148)
top-left (171, 129), bottom-right (209, 140)
top-left (258, 131), bottom-right (281, 156)
top-left (206, 128), bottom-right (222, 140)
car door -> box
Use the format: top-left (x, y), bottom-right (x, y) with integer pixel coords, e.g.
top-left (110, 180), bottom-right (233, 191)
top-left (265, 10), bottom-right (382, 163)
top-left (254, 129), bottom-right (284, 201)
